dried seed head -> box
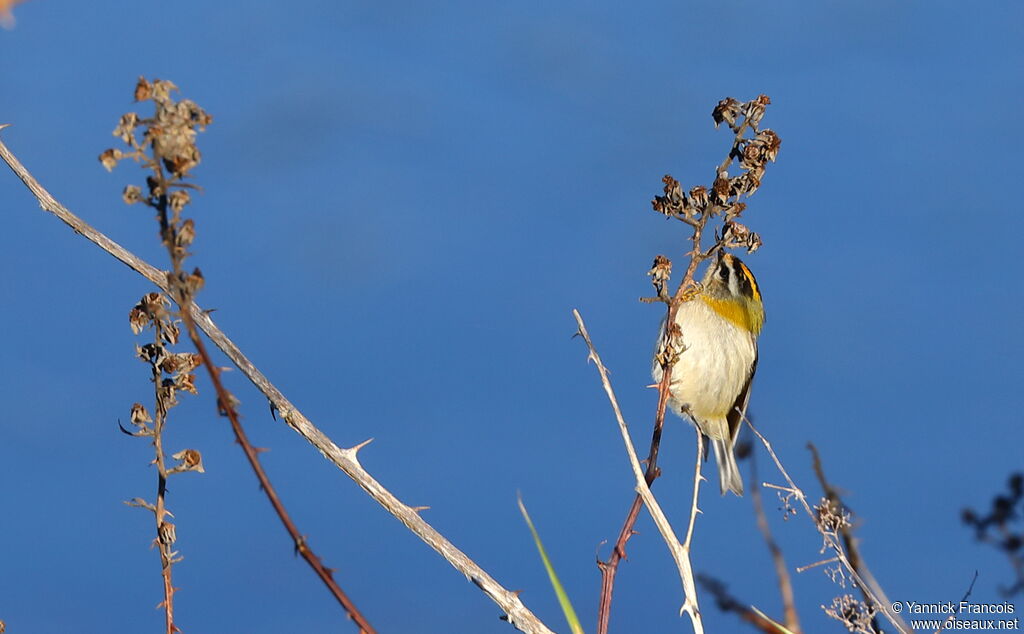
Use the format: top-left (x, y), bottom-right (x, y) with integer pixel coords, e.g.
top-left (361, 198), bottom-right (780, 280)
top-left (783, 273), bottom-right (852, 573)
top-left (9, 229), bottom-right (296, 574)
top-left (161, 321), bottom-right (181, 346)
top-left (688, 185), bottom-right (709, 211)
top-left (744, 94), bottom-right (771, 129)
top-left (152, 124), bottom-right (201, 178)
top-left (815, 498), bottom-right (851, 535)
top-left (136, 342), bottom-right (165, 364)
top-left (129, 306), bottom-right (150, 334)
top-left (652, 175), bottom-right (690, 217)
top-left (756, 129), bottom-right (781, 162)
top-left (171, 448), bottom-right (205, 473)
top-left (122, 185), bottom-right (143, 205)
top-left (134, 77), bottom-right (153, 102)
top-left (138, 292), bottom-right (170, 320)
top-left (158, 381), bottom-right (179, 410)
top-left (160, 352), bottom-right (202, 375)
top-left (712, 172), bottom-right (731, 205)
top-left (722, 221), bottom-right (762, 253)
top-left (1004, 534), bottom-right (1022, 552)
top-left (822, 595), bottom-right (878, 634)
top-left (177, 218), bottom-right (196, 247)
top-left (731, 172), bottom-right (761, 197)
top-left (712, 97), bottom-right (742, 129)
top-left (1007, 473), bottom-right (1024, 499)
top-left (648, 255), bottom-right (672, 285)
top-left (175, 372), bottom-right (198, 395)
top-left (168, 190), bottom-right (191, 214)
top-left (130, 402), bottom-right (153, 425)
top-left (113, 112), bottom-right (139, 144)
top-left (150, 79), bottom-right (178, 104)
top-left (647, 255), bottom-right (673, 298)
top-left (176, 99), bottom-right (213, 130)
top-left (184, 268), bottom-right (205, 296)
top-left (98, 148), bottom-right (122, 172)
top-left (740, 141), bottom-right (764, 171)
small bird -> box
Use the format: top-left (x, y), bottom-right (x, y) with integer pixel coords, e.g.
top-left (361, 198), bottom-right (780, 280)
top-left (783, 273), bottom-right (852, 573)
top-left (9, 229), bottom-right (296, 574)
top-left (652, 252), bottom-right (764, 496)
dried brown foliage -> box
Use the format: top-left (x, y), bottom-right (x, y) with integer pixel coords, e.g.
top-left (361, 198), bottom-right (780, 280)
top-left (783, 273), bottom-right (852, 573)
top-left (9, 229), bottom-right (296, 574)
top-left (963, 473), bottom-right (1024, 596)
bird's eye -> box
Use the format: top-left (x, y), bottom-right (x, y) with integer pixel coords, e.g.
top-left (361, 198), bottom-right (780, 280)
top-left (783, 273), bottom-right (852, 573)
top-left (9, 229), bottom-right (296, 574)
top-left (718, 263), bottom-right (730, 282)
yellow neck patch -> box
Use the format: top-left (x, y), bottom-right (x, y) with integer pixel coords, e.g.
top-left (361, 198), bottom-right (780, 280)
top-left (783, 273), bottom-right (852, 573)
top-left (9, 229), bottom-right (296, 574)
top-left (701, 295), bottom-right (763, 335)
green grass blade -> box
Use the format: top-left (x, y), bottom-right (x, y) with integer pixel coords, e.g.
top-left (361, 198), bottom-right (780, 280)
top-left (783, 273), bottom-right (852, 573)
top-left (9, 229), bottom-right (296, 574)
top-left (749, 606), bottom-right (797, 634)
top-left (517, 493), bottom-right (584, 634)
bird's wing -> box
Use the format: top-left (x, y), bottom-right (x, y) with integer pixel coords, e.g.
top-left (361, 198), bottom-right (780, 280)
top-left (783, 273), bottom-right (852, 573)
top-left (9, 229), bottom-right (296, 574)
top-left (726, 347), bottom-right (758, 444)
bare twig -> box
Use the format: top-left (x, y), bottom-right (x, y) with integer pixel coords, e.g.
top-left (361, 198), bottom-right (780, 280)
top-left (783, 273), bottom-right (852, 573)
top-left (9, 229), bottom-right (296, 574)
top-left (573, 309), bottom-right (704, 632)
top-left (697, 574), bottom-right (796, 634)
top-left (934, 571), bottom-right (978, 634)
top-left (750, 452), bottom-right (800, 633)
top-left (0, 131), bottom-right (554, 634)
top-left (795, 557), bottom-right (839, 574)
top-left (683, 429), bottom-right (704, 554)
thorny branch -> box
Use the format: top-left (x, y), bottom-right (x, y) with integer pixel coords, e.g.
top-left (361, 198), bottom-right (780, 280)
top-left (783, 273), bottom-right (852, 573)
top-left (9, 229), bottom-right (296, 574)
top-left (0, 103), bottom-right (554, 634)
top-left (573, 309), bottom-right (704, 633)
top-left (597, 95), bottom-right (779, 634)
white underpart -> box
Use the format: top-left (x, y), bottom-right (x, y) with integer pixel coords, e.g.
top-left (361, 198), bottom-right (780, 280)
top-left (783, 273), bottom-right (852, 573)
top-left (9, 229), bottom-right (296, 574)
top-left (651, 298), bottom-right (756, 441)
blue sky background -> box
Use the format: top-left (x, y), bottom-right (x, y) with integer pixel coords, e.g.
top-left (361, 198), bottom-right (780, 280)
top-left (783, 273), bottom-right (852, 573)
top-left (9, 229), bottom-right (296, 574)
top-left (2, 2), bottom-right (1022, 632)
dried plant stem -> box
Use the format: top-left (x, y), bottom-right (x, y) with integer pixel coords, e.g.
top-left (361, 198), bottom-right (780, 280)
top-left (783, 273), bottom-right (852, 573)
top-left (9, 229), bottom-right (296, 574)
top-left (750, 452), bottom-right (800, 633)
top-left (573, 310), bottom-right (704, 633)
top-left (151, 319), bottom-right (177, 634)
top-left (746, 419), bottom-right (909, 634)
top-left (697, 574), bottom-right (795, 634)
top-left (142, 127), bottom-right (377, 632)
top-left (0, 132), bottom-right (554, 634)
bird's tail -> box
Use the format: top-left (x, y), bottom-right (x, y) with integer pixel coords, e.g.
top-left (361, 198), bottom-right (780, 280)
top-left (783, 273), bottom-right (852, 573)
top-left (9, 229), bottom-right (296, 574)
top-left (711, 437), bottom-right (743, 496)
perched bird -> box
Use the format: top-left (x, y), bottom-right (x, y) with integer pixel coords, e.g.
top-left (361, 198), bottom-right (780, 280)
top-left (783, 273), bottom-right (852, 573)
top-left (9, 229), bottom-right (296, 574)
top-left (652, 252), bottom-right (764, 496)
